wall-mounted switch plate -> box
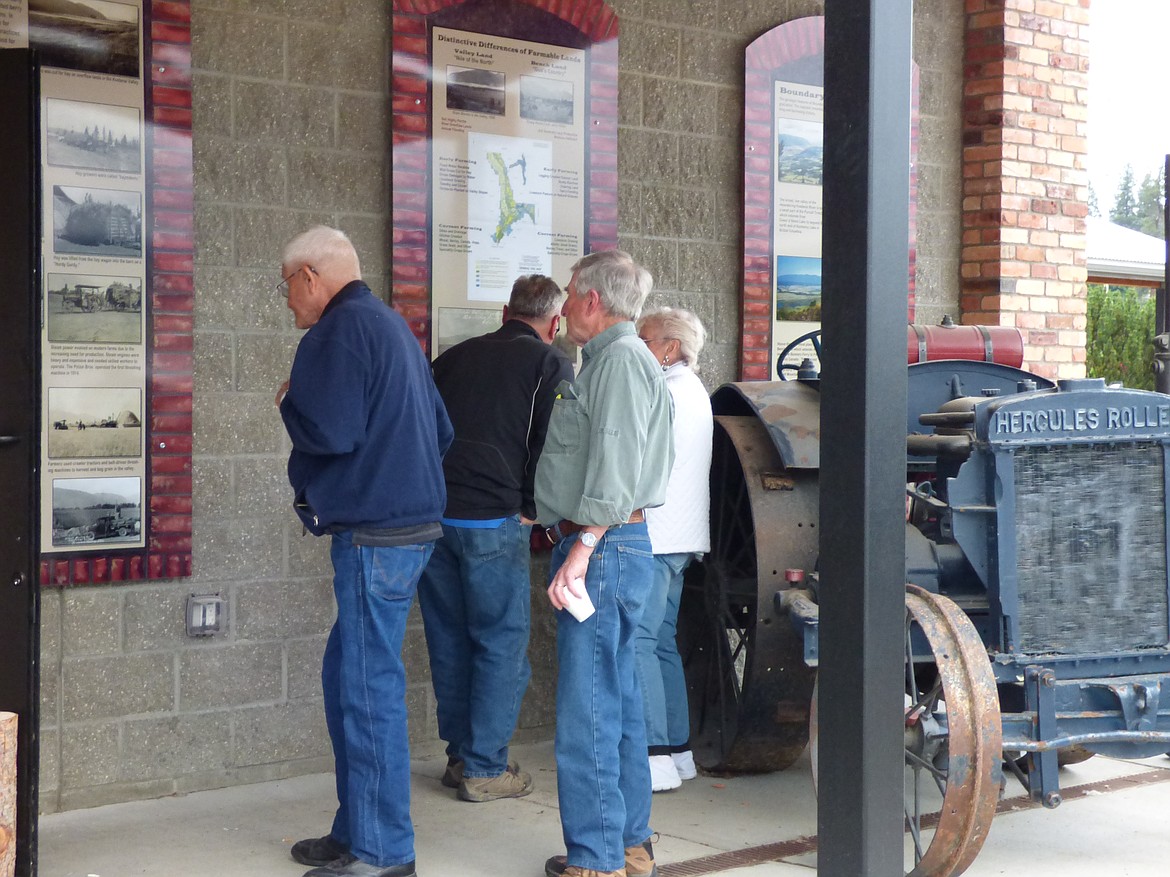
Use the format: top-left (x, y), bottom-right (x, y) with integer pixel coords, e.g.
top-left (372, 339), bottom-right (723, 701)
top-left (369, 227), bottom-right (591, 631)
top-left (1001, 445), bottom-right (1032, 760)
top-left (186, 593), bottom-right (226, 637)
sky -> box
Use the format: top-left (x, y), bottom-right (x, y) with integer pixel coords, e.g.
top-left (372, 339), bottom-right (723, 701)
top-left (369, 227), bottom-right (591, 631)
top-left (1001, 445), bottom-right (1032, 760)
top-left (1087, 0), bottom-right (1170, 207)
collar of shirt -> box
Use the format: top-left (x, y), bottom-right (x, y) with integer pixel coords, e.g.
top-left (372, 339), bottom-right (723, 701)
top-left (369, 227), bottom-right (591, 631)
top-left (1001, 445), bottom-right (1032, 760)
top-left (581, 320), bottom-right (636, 365)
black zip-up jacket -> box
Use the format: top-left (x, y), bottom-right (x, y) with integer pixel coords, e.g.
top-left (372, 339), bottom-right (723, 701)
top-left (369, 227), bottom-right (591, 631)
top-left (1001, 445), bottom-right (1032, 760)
top-left (432, 319), bottom-right (574, 520)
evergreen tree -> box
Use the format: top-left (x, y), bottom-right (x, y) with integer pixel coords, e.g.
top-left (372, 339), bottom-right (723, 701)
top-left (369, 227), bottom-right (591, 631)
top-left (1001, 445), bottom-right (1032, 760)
top-left (1088, 182), bottom-right (1100, 218)
top-left (1111, 164), bottom-right (1139, 230)
top-left (1135, 165), bottom-right (1166, 238)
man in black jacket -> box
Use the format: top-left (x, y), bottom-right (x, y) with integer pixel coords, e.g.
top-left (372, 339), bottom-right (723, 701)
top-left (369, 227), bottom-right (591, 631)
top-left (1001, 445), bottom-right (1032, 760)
top-left (419, 274), bottom-right (574, 802)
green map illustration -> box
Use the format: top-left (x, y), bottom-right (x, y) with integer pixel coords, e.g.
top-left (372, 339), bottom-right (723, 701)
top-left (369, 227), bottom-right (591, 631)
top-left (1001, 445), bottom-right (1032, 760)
top-left (486, 151), bottom-right (537, 243)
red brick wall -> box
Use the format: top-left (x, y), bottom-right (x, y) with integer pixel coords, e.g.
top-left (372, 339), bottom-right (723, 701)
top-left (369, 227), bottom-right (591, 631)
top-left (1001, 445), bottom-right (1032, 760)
top-left (961, 0), bottom-right (1089, 379)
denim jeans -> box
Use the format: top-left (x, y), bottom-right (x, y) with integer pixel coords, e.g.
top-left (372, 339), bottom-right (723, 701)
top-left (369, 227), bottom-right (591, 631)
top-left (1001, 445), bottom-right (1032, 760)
top-left (323, 531), bottom-right (433, 868)
top-left (551, 524), bottom-right (654, 872)
top-left (634, 553), bottom-right (694, 750)
top-left (417, 516), bottom-right (533, 777)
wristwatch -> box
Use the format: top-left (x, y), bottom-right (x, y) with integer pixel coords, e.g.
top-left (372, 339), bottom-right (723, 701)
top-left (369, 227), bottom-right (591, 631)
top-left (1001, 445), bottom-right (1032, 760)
top-left (579, 532), bottom-right (598, 549)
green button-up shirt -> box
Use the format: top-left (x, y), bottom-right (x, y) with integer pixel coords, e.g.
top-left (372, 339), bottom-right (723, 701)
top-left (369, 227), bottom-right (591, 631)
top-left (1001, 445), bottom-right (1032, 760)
top-left (535, 321), bottom-right (674, 527)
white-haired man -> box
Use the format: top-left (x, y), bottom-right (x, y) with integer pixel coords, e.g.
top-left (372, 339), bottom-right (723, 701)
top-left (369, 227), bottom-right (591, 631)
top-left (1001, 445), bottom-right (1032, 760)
top-left (535, 250), bottom-right (674, 877)
top-left (277, 226), bottom-right (452, 877)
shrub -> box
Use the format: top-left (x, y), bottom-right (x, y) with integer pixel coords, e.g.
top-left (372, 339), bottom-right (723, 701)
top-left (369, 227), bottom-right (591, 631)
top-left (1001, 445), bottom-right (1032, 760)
top-left (1086, 284), bottom-right (1156, 391)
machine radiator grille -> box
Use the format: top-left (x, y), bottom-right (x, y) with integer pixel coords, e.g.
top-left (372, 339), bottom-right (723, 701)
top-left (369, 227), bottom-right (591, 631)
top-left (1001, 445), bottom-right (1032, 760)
top-left (1014, 442), bottom-right (1170, 654)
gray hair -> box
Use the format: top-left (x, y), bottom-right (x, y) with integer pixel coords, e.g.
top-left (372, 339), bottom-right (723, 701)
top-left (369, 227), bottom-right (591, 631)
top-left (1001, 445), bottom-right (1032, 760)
top-left (571, 249), bottom-right (652, 320)
top-left (507, 274), bottom-right (564, 318)
top-left (636, 306), bottom-right (707, 367)
top-left (281, 225), bottom-right (361, 278)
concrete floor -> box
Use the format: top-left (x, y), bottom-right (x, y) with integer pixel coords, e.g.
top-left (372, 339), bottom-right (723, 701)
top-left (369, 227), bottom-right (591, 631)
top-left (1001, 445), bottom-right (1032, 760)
top-left (38, 740), bottom-right (1170, 877)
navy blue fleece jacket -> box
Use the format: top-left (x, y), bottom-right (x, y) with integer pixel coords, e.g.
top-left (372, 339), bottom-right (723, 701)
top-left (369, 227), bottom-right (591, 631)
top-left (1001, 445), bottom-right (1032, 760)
top-left (281, 281), bottom-right (453, 534)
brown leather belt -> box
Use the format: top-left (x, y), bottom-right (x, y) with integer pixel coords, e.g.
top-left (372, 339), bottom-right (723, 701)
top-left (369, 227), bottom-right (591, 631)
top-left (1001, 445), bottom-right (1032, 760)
top-left (544, 509), bottom-right (645, 545)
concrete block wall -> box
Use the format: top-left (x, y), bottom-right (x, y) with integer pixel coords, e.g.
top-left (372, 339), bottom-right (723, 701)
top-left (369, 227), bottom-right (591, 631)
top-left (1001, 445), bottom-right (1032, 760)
top-left (40, 0), bottom-right (967, 811)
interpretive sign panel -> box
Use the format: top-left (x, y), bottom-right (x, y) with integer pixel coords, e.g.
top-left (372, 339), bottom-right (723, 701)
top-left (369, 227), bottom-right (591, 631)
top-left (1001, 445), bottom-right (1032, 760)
top-left (741, 16), bottom-right (917, 381)
top-left (430, 26), bottom-right (587, 354)
top-left (390, 0), bottom-right (618, 357)
top-left (2, 0), bottom-right (195, 584)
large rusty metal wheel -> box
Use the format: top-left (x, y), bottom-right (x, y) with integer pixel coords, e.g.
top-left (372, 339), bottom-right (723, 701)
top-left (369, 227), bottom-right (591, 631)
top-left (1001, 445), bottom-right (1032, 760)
top-left (810, 586), bottom-right (1002, 877)
top-left (679, 409), bottom-right (819, 772)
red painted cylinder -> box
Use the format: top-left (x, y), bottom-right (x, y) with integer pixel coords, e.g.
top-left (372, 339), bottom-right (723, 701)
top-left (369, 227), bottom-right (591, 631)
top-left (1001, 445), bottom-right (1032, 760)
top-left (906, 323), bottom-right (1024, 368)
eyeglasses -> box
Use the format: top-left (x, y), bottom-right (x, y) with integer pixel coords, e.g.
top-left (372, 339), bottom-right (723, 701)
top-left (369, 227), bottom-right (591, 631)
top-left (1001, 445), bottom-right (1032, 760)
top-left (276, 265), bottom-right (317, 297)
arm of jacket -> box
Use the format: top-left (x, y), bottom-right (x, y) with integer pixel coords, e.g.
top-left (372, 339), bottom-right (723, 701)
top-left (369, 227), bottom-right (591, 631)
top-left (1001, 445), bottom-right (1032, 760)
top-left (432, 374), bottom-right (454, 458)
top-left (521, 349), bottom-right (575, 519)
top-left (280, 334), bottom-right (367, 456)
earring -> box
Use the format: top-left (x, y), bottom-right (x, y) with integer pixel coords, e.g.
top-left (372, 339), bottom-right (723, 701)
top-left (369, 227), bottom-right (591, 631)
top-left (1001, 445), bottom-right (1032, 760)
top-left (663, 355), bottom-right (670, 364)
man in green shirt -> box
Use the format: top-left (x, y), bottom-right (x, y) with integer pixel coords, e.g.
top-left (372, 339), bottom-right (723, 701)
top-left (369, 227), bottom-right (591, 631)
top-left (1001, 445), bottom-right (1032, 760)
top-left (536, 250), bottom-right (674, 877)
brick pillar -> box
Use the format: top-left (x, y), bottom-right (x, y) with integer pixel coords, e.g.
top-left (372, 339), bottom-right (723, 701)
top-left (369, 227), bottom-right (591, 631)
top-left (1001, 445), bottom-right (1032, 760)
top-left (961, 0), bottom-right (1089, 380)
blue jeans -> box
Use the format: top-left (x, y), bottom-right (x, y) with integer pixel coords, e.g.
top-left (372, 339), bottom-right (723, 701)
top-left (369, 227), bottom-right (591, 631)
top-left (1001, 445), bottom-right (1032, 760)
top-left (635, 553), bottom-right (694, 750)
top-left (551, 524), bottom-right (654, 872)
top-left (417, 516), bottom-right (533, 777)
top-left (323, 532), bottom-right (433, 868)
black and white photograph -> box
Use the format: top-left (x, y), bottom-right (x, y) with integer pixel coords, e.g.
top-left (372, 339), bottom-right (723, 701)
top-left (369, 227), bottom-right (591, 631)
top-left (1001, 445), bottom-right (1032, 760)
top-left (519, 75), bottom-right (574, 125)
top-left (28, 0), bottom-right (140, 78)
top-left (52, 184), bottom-right (142, 258)
top-left (47, 272), bottom-right (142, 344)
top-left (48, 386), bottom-right (142, 459)
top-left (446, 66), bottom-right (506, 116)
top-left (51, 476), bottom-right (141, 546)
top-left (46, 98), bottom-right (141, 173)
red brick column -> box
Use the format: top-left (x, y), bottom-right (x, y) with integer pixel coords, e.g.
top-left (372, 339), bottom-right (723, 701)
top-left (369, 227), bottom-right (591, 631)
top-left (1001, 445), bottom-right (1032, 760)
top-left (961, 0), bottom-right (1089, 380)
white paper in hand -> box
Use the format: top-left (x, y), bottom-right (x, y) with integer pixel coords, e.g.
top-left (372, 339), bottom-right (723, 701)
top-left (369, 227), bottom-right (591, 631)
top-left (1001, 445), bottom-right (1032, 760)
top-left (563, 578), bottom-right (595, 622)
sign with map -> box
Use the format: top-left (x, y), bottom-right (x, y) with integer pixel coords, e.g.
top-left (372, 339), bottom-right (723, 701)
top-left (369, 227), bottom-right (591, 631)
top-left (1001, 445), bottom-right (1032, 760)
top-left (431, 26), bottom-right (586, 354)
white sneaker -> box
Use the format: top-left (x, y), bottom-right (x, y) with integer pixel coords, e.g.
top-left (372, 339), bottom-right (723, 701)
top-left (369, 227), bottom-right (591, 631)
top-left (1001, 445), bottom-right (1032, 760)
top-left (649, 754), bottom-right (681, 791)
top-left (671, 750), bottom-right (697, 781)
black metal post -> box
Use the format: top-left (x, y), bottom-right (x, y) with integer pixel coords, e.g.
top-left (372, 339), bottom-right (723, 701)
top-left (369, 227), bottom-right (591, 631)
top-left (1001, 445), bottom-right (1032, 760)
top-left (817, 2), bottom-right (912, 874)
top-left (0, 49), bottom-right (42, 877)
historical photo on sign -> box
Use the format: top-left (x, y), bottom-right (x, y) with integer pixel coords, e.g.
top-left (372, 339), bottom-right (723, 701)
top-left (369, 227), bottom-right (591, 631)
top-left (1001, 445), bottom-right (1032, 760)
top-left (446, 66), bottom-right (506, 116)
top-left (52, 184), bottom-right (142, 258)
top-left (48, 386), bottom-right (142, 459)
top-left (28, 0), bottom-right (140, 78)
top-left (51, 475), bottom-right (141, 546)
top-left (775, 254), bottom-right (822, 321)
top-left (46, 98), bottom-right (141, 173)
top-left (519, 75), bottom-right (574, 124)
top-left (47, 272), bottom-right (142, 344)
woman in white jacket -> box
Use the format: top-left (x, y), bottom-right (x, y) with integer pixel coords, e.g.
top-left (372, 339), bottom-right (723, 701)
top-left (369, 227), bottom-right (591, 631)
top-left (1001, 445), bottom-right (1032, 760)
top-left (634, 307), bottom-right (713, 792)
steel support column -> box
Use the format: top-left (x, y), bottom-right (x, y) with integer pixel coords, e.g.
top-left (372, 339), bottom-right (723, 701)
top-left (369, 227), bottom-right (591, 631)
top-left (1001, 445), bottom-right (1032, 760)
top-left (817, 2), bottom-right (912, 874)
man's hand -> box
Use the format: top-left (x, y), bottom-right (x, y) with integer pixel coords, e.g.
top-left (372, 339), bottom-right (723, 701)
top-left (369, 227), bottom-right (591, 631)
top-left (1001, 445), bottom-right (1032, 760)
top-left (275, 379), bottom-right (290, 408)
top-left (547, 527), bottom-right (606, 609)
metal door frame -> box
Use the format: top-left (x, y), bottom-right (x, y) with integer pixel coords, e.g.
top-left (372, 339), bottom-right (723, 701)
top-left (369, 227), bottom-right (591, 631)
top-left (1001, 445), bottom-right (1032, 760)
top-left (0, 48), bottom-right (42, 877)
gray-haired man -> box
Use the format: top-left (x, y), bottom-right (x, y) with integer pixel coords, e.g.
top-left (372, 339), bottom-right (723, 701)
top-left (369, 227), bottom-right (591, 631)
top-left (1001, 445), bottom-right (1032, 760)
top-left (419, 275), bottom-right (574, 802)
top-left (536, 251), bottom-right (674, 877)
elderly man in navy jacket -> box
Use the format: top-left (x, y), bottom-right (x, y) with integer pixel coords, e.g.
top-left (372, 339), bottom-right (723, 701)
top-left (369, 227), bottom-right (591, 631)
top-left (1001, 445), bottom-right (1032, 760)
top-left (276, 226), bottom-right (452, 877)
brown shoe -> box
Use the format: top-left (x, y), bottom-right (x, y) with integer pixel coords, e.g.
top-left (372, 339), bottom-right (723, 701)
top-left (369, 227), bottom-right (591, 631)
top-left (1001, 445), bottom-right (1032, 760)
top-left (441, 757), bottom-right (463, 789)
top-left (457, 764), bottom-right (533, 802)
top-left (562, 869), bottom-right (626, 877)
top-left (545, 842), bottom-right (655, 877)
top-left (623, 841), bottom-right (657, 877)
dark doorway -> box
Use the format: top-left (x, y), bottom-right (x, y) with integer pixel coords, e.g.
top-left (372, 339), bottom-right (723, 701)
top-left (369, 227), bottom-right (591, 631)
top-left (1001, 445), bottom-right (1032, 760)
top-left (0, 49), bottom-right (43, 877)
